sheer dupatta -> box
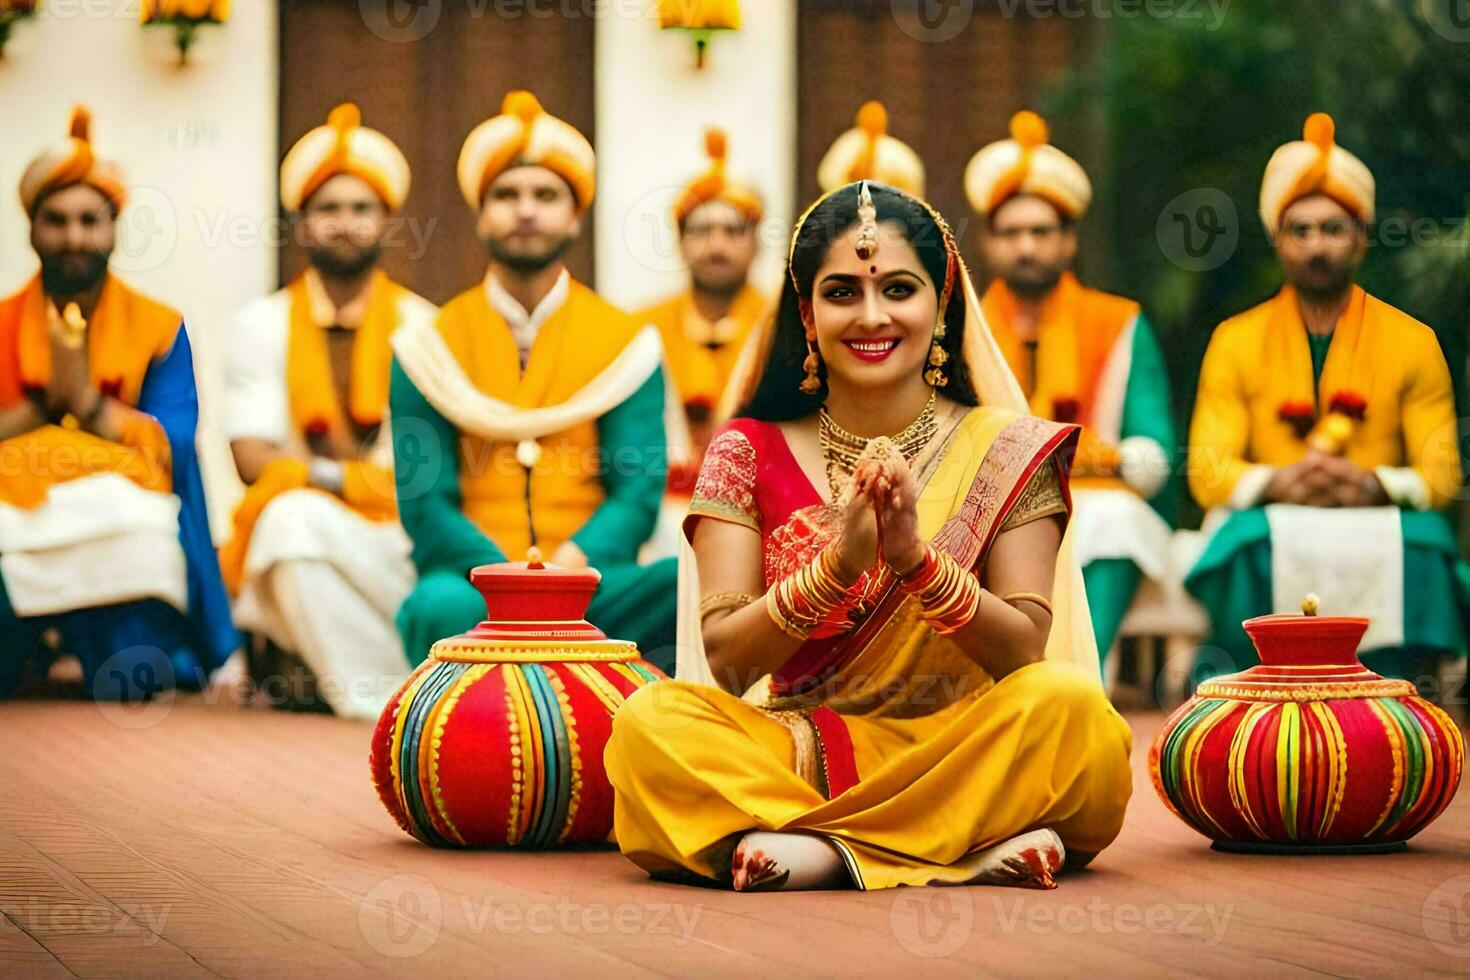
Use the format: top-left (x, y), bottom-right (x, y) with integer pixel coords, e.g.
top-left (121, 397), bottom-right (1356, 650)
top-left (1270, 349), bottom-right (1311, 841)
top-left (676, 256), bottom-right (1100, 695)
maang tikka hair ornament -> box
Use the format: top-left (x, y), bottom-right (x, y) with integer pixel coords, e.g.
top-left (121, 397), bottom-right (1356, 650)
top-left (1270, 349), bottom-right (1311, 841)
top-left (854, 180), bottom-right (879, 260)
top-left (786, 180), bottom-right (963, 395)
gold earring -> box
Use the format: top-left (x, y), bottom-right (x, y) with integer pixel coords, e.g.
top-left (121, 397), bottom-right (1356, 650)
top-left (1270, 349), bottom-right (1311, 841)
top-left (800, 335), bottom-right (823, 394)
top-left (924, 318), bottom-right (949, 388)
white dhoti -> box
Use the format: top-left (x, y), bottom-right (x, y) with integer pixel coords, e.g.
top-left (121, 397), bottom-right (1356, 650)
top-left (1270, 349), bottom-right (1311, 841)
top-left (1069, 487), bottom-right (1171, 580)
top-left (1264, 503), bottom-right (1404, 651)
top-left (0, 473), bottom-right (188, 617)
top-left (233, 488), bottom-right (414, 720)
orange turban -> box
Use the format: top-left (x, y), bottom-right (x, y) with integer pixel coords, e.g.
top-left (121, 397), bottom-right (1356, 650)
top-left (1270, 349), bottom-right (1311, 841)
top-left (19, 105), bottom-right (128, 215)
top-left (816, 101), bottom-right (925, 198)
top-left (279, 103), bottom-right (411, 212)
top-left (457, 91), bottom-right (596, 212)
top-left (672, 128), bottom-right (763, 227)
top-left (963, 110), bottom-right (1092, 220)
top-left (1259, 112), bottom-right (1375, 234)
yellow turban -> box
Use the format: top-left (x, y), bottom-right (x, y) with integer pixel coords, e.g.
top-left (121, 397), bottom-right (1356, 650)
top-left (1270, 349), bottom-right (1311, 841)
top-left (816, 101), bottom-right (925, 198)
top-left (279, 103), bottom-right (411, 213)
top-left (672, 128), bottom-right (764, 227)
top-left (19, 105), bottom-right (128, 216)
top-left (963, 110), bottom-right (1091, 220)
top-left (457, 91), bottom-right (596, 213)
top-left (1259, 112), bottom-right (1374, 234)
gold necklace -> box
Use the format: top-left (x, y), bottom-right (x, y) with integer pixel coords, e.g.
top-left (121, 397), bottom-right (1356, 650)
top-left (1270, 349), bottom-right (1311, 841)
top-left (818, 391), bottom-right (937, 501)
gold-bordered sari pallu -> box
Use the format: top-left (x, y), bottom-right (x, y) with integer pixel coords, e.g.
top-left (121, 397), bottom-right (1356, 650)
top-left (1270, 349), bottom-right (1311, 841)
top-left (754, 409), bottom-right (1081, 804)
top-left (606, 405), bottom-right (1133, 890)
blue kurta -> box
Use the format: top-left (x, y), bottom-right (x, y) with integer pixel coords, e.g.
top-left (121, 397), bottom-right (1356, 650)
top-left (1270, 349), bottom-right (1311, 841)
top-left (0, 326), bottom-right (239, 700)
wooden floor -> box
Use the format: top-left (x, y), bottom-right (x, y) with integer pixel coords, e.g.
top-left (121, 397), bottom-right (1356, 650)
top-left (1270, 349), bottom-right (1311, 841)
top-left (1, 694), bottom-right (1467, 979)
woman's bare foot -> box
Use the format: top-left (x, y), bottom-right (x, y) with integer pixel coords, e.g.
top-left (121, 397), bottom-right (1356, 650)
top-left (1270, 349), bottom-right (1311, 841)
top-left (731, 832), bottom-right (850, 892)
top-left (962, 828), bottom-right (1065, 889)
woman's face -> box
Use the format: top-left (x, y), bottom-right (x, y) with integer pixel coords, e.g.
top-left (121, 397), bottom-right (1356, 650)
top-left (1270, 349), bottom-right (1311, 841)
top-left (806, 221), bottom-right (938, 396)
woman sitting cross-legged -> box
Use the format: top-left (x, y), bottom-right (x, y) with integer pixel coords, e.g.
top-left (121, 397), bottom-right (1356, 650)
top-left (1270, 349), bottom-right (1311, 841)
top-left (604, 181), bottom-right (1133, 892)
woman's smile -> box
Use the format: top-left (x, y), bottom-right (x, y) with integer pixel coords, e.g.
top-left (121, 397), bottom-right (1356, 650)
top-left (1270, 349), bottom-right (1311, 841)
top-left (841, 337), bottom-right (904, 362)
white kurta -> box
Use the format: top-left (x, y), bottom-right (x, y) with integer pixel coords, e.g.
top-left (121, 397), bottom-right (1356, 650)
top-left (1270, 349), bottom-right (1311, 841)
top-left (224, 284), bottom-right (436, 720)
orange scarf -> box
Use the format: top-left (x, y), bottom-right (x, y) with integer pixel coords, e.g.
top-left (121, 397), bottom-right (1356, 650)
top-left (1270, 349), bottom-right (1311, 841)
top-left (0, 274), bottom-right (178, 508)
top-left (654, 283), bottom-right (767, 411)
top-left (221, 270), bottom-right (405, 593)
top-left (1264, 284), bottom-right (1377, 416)
top-left (982, 273), bottom-right (1136, 480)
top-left (981, 273), bottom-right (1136, 427)
top-left (285, 268), bottom-right (403, 440)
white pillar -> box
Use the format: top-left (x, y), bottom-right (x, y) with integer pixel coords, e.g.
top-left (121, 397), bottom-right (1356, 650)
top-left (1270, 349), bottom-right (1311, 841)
top-left (0, 4), bottom-right (278, 534)
top-left (594, 1), bottom-right (797, 312)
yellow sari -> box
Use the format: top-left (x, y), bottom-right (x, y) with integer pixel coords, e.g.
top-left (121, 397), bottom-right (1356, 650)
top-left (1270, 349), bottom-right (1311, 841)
top-left (605, 404), bottom-right (1133, 889)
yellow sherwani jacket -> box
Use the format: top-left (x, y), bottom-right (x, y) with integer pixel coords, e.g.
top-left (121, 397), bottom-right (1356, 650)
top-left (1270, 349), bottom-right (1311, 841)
top-left (1188, 284), bottom-right (1460, 510)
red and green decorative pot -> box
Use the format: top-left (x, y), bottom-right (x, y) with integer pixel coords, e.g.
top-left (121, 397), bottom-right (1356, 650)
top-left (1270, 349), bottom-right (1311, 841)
top-left (1150, 608), bottom-right (1463, 853)
top-left (370, 555), bottom-right (666, 848)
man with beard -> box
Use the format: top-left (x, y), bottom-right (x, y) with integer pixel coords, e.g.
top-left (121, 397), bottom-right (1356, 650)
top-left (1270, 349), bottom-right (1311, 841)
top-left (219, 104), bottom-right (436, 719)
top-left (389, 92), bottom-right (677, 669)
top-left (0, 106), bottom-right (237, 700)
top-left (1187, 112), bottom-right (1466, 681)
top-left (635, 129), bottom-right (766, 491)
top-left (966, 111), bottom-right (1176, 664)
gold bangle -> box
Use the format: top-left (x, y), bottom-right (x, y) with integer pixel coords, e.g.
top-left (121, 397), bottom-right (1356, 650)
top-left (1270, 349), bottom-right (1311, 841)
top-left (765, 588), bottom-right (811, 640)
top-left (1001, 591), bottom-right (1053, 618)
top-left (700, 591), bottom-right (759, 621)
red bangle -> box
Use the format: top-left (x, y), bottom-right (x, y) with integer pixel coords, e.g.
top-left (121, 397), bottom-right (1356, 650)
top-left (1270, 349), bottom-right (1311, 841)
top-left (897, 544), bottom-right (981, 635)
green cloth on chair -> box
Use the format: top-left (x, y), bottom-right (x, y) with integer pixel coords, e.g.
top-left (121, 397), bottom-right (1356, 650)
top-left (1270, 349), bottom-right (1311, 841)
top-left (1184, 507), bottom-right (1470, 681)
top-left (1082, 558), bottom-right (1143, 667)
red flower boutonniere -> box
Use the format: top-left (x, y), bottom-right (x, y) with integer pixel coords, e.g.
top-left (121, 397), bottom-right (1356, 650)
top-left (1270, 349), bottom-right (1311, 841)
top-left (1052, 396), bottom-right (1081, 424)
top-left (1326, 391), bottom-right (1368, 421)
top-left (1278, 401), bottom-right (1316, 439)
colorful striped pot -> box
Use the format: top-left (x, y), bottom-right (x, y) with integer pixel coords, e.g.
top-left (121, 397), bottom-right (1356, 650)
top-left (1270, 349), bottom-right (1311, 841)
top-left (1150, 612), bottom-right (1462, 853)
top-left (370, 556), bottom-right (666, 848)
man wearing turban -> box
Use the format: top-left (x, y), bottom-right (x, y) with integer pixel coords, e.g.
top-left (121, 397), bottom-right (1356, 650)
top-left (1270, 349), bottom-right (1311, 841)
top-left (816, 101), bottom-right (925, 198)
top-left (966, 110), bottom-right (1176, 665)
top-left (1186, 113), bottom-right (1467, 679)
top-left (635, 128), bottom-right (768, 491)
top-left (0, 106), bottom-right (237, 700)
top-left (389, 92), bottom-right (678, 669)
top-left (219, 104), bottom-right (436, 719)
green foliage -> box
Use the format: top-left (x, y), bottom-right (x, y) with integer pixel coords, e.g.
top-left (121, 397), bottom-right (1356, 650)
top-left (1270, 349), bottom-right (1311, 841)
top-left (1049, 0), bottom-right (1470, 525)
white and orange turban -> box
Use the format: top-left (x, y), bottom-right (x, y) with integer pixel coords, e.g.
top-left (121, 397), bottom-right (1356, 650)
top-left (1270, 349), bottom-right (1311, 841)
top-left (672, 127), bottom-right (763, 227)
top-left (19, 105), bottom-right (128, 216)
top-left (816, 101), bottom-right (926, 198)
top-left (457, 91), bottom-right (596, 213)
top-left (1259, 112), bottom-right (1374, 234)
top-left (963, 110), bottom-right (1091, 220)
top-left (279, 103), bottom-right (411, 213)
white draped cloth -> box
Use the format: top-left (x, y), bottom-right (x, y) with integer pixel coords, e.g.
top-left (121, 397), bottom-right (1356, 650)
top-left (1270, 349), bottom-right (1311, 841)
top-left (232, 489), bottom-right (415, 720)
top-left (0, 473), bottom-right (187, 618)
